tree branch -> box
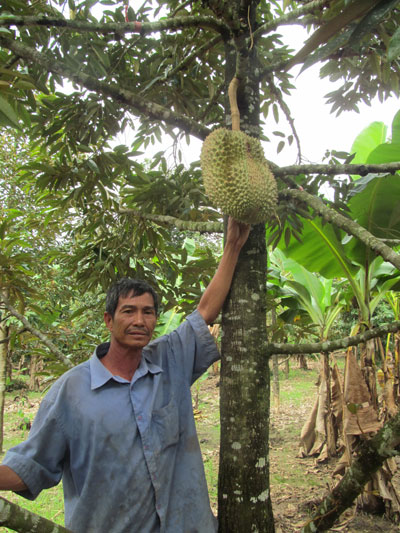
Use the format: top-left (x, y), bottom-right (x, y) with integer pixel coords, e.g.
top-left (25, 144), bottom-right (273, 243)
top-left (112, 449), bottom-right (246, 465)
top-left (119, 209), bottom-right (223, 233)
top-left (302, 409), bottom-right (400, 532)
top-left (265, 73), bottom-right (302, 162)
top-left (280, 188), bottom-right (400, 271)
top-left (200, 81), bottom-right (224, 121)
top-left (274, 162), bottom-right (400, 177)
top-left (0, 36), bottom-right (211, 140)
top-left (0, 495), bottom-right (73, 533)
top-left (0, 14), bottom-right (230, 36)
top-left (171, 1), bottom-right (193, 17)
top-left (1, 293), bottom-right (73, 368)
top-left (163, 34), bottom-right (222, 82)
top-left (253, 0), bottom-right (329, 39)
top-left (266, 320), bottom-right (400, 355)
top-left (0, 327), bottom-right (28, 345)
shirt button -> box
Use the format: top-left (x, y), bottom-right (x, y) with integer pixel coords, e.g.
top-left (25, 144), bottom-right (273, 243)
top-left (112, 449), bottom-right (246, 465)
top-left (137, 415), bottom-right (143, 421)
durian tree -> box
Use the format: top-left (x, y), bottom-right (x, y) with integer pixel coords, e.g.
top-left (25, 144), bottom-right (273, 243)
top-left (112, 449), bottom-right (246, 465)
top-left (2, 1), bottom-right (400, 532)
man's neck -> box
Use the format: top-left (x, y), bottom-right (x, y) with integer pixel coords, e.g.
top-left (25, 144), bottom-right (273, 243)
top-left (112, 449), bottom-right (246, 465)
top-left (100, 343), bottom-right (142, 381)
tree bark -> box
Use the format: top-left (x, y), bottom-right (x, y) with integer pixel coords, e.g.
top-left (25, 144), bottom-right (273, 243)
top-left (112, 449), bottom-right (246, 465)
top-left (274, 161), bottom-right (400, 177)
top-left (284, 357), bottom-right (290, 379)
top-left (29, 354), bottom-right (41, 392)
top-left (271, 309), bottom-right (280, 410)
top-left (0, 318), bottom-right (8, 454)
top-left (298, 354), bottom-right (308, 370)
top-left (272, 354), bottom-right (280, 411)
top-left (219, 224), bottom-right (274, 533)
top-left (0, 496), bottom-right (72, 533)
top-left (266, 320), bottom-right (400, 355)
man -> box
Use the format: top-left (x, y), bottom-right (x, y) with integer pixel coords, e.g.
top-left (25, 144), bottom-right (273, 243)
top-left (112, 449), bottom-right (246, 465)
top-left (0, 217), bottom-right (250, 532)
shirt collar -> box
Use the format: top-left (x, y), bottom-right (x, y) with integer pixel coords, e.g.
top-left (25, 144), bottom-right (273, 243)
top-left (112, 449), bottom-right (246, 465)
top-left (90, 343), bottom-right (163, 390)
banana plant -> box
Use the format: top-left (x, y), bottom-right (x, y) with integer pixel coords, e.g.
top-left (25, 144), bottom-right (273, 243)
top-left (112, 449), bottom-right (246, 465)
top-left (269, 248), bottom-right (347, 342)
top-left (269, 248), bottom-right (348, 459)
top-left (278, 110), bottom-right (400, 327)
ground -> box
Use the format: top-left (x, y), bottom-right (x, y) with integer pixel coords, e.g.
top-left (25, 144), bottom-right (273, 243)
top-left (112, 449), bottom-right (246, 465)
top-left (195, 366), bottom-right (400, 533)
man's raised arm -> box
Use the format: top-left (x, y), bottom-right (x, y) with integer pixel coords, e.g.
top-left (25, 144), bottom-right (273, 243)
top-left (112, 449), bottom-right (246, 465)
top-left (197, 217), bottom-right (250, 325)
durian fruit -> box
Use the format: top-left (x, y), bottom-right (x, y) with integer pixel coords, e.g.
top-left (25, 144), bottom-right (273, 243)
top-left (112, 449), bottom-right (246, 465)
top-left (201, 128), bottom-right (278, 224)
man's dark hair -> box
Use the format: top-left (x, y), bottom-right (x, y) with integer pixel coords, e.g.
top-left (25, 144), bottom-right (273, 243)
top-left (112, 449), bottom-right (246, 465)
top-left (105, 278), bottom-right (159, 317)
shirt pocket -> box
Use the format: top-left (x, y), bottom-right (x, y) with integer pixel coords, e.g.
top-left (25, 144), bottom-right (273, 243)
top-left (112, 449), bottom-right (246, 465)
top-left (152, 399), bottom-right (180, 452)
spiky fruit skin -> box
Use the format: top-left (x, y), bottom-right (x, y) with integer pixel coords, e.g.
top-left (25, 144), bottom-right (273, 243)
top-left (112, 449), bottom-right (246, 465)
top-left (200, 128), bottom-right (278, 224)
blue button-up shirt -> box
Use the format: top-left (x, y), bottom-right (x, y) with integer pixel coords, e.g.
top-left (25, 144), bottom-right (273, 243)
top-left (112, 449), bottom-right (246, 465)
top-left (3, 310), bottom-right (219, 532)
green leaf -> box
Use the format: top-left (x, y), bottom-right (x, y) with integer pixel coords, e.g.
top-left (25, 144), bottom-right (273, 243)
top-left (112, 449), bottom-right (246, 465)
top-left (366, 142), bottom-right (400, 164)
top-left (391, 110), bottom-right (400, 144)
top-left (350, 121), bottom-right (387, 165)
top-left (348, 0), bottom-right (400, 50)
top-left (87, 159), bottom-right (100, 173)
top-left (346, 402), bottom-right (360, 415)
top-left (0, 95), bottom-right (20, 129)
top-left (300, 27), bottom-right (352, 74)
top-left (279, 217), bottom-right (357, 279)
top-left (272, 104), bottom-right (279, 123)
top-left (347, 174), bottom-right (400, 267)
top-left (291, 0), bottom-right (381, 71)
top-left (388, 27), bottom-right (400, 61)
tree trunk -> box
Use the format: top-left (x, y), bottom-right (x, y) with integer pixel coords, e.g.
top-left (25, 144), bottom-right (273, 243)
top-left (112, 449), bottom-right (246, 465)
top-left (284, 357), bottom-right (290, 379)
top-left (0, 291), bottom-right (10, 454)
top-left (217, 3), bottom-right (274, 531)
top-left (394, 332), bottom-right (400, 404)
top-left (0, 320), bottom-right (8, 454)
top-left (271, 309), bottom-right (280, 410)
top-left (219, 224), bottom-right (274, 533)
top-left (272, 354), bottom-right (280, 411)
top-left (322, 353), bottom-right (336, 458)
top-left (298, 354), bottom-right (308, 369)
top-left (29, 353), bottom-right (41, 391)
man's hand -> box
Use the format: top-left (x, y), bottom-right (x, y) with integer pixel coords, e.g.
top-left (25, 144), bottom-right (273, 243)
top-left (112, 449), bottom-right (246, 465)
top-left (226, 217), bottom-right (251, 250)
top-left (197, 217), bottom-right (251, 324)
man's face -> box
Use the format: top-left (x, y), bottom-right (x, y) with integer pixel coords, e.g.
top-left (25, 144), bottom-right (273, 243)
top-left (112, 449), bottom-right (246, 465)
top-left (104, 292), bottom-right (157, 350)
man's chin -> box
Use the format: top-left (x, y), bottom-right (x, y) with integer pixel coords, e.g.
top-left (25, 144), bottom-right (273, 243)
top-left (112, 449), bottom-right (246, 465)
top-left (125, 336), bottom-right (149, 347)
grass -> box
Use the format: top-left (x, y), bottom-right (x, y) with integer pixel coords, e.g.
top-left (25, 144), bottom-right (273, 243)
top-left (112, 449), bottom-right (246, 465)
top-left (273, 366), bottom-right (319, 407)
top-left (2, 391), bottom-right (65, 532)
top-left (2, 364), bottom-right (322, 531)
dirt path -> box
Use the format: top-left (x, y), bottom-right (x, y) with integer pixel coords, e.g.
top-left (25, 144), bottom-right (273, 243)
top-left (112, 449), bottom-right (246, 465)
top-left (196, 372), bottom-right (400, 533)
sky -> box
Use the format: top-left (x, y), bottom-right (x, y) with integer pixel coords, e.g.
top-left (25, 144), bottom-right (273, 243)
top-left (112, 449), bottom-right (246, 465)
top-left (266, 24), bottom-right (399, 166)
top-left (263, 64), bottom-right (399, 167)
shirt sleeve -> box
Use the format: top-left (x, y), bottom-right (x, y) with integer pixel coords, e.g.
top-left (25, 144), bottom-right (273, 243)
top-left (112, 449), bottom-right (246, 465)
top-left (166, 309), bottom-right (220, 384)
top-left (2, 385), bottom-right (68, 500)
